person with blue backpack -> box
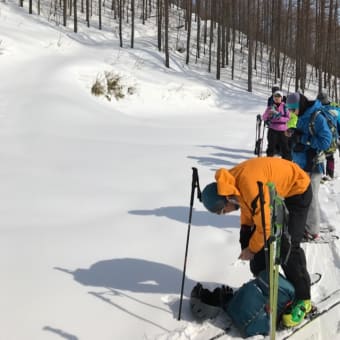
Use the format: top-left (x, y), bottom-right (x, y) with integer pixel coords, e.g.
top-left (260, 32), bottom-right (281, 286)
top-left (316, 91), bottom-right (340, 180)
top-left (286, 92), bottom-right (332, 240)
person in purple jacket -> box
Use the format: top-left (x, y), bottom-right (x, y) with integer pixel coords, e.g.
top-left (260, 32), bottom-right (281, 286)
top-left (262, 90), bottom-right (292, 160)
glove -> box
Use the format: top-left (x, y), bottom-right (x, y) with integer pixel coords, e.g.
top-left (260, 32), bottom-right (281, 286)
top-left (240, 224), bottom-right (255, 250)
top-left (290, 129), bottom-right (302, 144)
top-left (285, 128), bottom-right (295, 137)
top-left (271, 112), bottom-right (281, 120)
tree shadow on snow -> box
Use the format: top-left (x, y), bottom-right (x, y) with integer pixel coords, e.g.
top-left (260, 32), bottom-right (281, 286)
top-left (55, 258), bottom-right (216, 295)
top-left (55, 258), bottom-right (221, 323)
top-left (188, 145), bottom-right (254, 171)
top-left (128, 206), bottom-right (240, 229)
top-left (43, 326), bottom-right (78, 340)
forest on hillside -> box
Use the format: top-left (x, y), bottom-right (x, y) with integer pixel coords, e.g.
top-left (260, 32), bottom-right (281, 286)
top-left (13, 0), bottom-right (340, 100)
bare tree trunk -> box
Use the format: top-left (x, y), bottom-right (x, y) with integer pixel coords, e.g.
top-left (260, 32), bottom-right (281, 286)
top-left (231, 0), bottom-right (236, 80)
top-left (119, 0), bottom-right (123, 47)
top-left (318, 0), bottom-right (325, 91)
top-left (216, 0), bottom-right (221, 79)
top-left (98, 0), bottom-right (102, 29)
top-left (63, 0), bottom-right (67, 25)
top-left (185, 0), bottom-right (192, 65)
top-left (164, 0), bottom-right (169, 67)
top-left (225, 1), bottom-right (231, 67)
top-left (221, 0), bottom-right (226, 69)
top-left (157, 0), bottom-right (162, 51)
top-left (333, 0), bottom-right (339, 101)
top-left (69, 0), bottom-right (72, 16)
top-left (142, 0), bottom-right (145, 24)
top-left (131, 0), bottom-right (135, 47)
top-left (74, 0), bottom-right (78, 32)
top-left (274, 0), bottom-right (282, 82)
top-left (208, 0), bottom-right (213, 73)
top-left (195, 0), bottom-right (200, 62)
top-left (86, 0), bottom-right (90, 26)
top-left (247, 0), bottom-right (253, 92)
top-left (295, 0), bottom-right (302, 91)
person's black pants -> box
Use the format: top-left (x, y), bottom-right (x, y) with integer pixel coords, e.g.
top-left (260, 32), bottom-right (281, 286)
top-left (250, 184), bottom-right (312, 300)
top-left (266, 128), bottom-right (292, 161)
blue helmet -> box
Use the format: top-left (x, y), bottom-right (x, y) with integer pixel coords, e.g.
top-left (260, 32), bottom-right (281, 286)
top-left (201, 182), bottom-right (227, 213)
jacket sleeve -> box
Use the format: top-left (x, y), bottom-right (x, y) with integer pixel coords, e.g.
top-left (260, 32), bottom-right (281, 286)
top-left (275, 104), bottom-right (290, 123)
top-left (262, 107), bottom-right (272, 121)
top-left (309, 113), bottom-right (332, 151)
top-left (240, 224), bottom-right (255, 249)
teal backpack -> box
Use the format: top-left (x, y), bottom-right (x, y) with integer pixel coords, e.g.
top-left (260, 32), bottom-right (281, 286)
top-left (226, 270), bottom-right (295, 337)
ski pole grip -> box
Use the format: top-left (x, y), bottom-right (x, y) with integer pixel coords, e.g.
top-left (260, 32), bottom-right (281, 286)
top-left (191, 167), bottom-right (202, 203)
top-left (190, 168), bottom-right (197, 207)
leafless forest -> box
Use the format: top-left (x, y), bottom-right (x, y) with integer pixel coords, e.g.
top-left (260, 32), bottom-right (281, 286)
top-left (15, 0), bottom-right (340, 100)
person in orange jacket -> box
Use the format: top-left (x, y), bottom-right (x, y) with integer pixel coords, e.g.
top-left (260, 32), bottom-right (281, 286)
top-left (201, 157), bottom-right (312, 328)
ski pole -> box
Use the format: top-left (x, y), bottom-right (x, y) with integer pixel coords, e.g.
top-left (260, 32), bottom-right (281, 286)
top-left (260, 122), bottom-right (266, 156)
top-left (258, 182), bottom-right (276, 339)
top-left (257, 181), bottom-right (269, 272)
top-left (178, 167), bottom-right (201, 321)
top-left (255, 114), bottom-right (262, 156)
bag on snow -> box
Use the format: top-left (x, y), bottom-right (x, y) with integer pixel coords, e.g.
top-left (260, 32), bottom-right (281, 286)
top-left (226, 270), bottom-right (295, 338)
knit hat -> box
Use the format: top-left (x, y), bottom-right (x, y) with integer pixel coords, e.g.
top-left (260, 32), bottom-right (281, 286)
top-left (271, 84), bottom-right (280, 94)
top-left (201, 182), bottom-right (227, 213)
top-left (286, 92), bottom-right (300, 109)
top-left (273, 90), bottom-right (283, 98)
top-left (317, 91), bottom-right (330, 105)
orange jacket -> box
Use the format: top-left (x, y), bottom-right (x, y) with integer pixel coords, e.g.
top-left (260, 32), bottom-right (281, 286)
top-left (215, 157), bottom-right (310, 253)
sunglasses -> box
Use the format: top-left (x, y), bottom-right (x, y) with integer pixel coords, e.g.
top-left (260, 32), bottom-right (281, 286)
top-left (274, 94), bottom-right (282, 98)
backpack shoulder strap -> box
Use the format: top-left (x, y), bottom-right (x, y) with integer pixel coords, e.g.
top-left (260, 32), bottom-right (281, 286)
top-left (283, 104), bottom-right (288, 117)
top-left (251, 194), bottom-right (260, 216)
top-left (309, 110), bottom-right (320, 136)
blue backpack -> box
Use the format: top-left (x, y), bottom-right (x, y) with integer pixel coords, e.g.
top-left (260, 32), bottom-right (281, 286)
top-left (226, 270), bottom-right (295, 337)
top-left (309, 106), bottom-right (339, 155)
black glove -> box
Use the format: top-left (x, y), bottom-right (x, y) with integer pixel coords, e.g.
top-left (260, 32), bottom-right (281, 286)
top-left (240, 224), bottom-right (255, 250)
top-left (290, 129), bottom-right (302, 145)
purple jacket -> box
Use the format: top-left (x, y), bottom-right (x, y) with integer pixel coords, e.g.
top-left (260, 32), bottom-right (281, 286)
top-left (262, 102), bottom-right (290, 131)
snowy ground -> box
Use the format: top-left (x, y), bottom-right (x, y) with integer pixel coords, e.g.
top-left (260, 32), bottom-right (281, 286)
top-left (0, 2), bottom-right (340, 339)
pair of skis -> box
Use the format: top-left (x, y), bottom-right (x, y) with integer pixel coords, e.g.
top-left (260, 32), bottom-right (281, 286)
top-left (254, 114), bottom-right (265, 157)
top-left (258, 181), bottom-right (288, 340)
